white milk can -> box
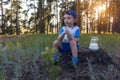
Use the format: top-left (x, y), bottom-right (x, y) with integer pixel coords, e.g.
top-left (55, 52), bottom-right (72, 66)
top-left (89, 36), bottom-right (99, 51)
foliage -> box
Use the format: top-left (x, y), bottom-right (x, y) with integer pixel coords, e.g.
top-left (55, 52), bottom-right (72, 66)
top-left (41, 48), bottom-right (61, 80)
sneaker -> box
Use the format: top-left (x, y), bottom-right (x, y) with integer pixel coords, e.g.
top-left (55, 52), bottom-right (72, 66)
top-left (54, 55), bottom-right (58, 60)
top-left (72, 57), bottom-right (78, 63)
top-left (53, 55), bottom-right (58, 65)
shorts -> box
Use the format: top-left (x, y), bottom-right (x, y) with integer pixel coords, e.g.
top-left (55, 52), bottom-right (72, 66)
top-left (59, 42), bottom-right (80, 54)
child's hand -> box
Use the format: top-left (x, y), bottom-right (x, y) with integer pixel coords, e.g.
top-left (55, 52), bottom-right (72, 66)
top-left (67, 34), bottom-right (72, 40)
top-left (64, 30), bottom-right (69, 34)
top-left (64, 30), bottom-right (72, 40)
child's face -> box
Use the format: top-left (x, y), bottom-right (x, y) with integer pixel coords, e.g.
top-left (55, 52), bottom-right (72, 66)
top-left (64, 14), bottom-right (77, 27)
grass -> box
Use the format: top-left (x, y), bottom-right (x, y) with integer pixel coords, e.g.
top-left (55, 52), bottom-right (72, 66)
top-left (0, 33), bottom-right (120, 80)
top-left (1, 34), bottom-right (120, 51)
top-left (79, 34), bottom-right (120, 56)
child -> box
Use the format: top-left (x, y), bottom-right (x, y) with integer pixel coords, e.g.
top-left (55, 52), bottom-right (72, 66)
top-left (53, 10), bottom-right (81, 65)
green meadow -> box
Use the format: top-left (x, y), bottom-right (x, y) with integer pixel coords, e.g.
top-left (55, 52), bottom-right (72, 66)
top-left (1, 34), bottom-right (120, 53)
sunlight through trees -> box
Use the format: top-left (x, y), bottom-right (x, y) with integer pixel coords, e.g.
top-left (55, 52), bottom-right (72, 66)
top-left (0, 0), bottom-right (120, 35)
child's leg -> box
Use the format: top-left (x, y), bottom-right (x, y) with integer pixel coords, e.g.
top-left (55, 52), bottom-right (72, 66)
top-left (53, 40), bottom-right (61, 60)
top-left (53, 40), bottom-right (61, 49)
top-left (70, 40), bottom-right (78, 63)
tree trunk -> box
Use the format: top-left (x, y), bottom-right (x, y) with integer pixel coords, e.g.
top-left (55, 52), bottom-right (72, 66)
top-left (33, 0), bottom-right (37, 33)
top-left (39, 10), bottom-right (45, 33)
top-left (15, 0), bottom-right (19, 35)
top-left (56, 0), bottom-right (59, 33)
top-left (9, 0), bottom-right (13, 34)
top-left (76, 0), bottom-right (81, 28)
top-left (86, 11), bottom-right (89, 33)
top-left (0, 0), bottom-right (6, 34)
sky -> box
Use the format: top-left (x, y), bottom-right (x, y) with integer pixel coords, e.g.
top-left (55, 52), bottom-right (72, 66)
top-left (0, 0), bottom-right (37, 25)
top-left (0, 0), bottom-right (37, 18)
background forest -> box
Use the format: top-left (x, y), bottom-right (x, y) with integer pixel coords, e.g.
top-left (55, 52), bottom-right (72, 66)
top-left (0, 0), bottom-right (120, 35)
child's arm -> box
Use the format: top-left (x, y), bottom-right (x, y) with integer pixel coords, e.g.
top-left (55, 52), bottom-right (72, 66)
top-left (57, 29), bottom-right (70, 41)
top-left (67, 28), bottom-right (80, 42)
top-left (57, 32), bottom-right (65, 41)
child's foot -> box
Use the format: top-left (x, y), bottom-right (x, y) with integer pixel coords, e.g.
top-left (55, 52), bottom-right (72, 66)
top-left (72, 57), bottom-right (78, 63)
top-left (72, 57), bottom-right (79, 68)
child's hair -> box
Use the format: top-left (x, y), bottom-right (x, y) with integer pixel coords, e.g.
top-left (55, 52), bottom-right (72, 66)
top-left (65, 10), bottom-right (77, 25)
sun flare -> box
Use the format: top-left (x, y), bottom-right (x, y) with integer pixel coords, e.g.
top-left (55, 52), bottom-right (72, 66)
top-left (94, 4), bottom-right (106, 20)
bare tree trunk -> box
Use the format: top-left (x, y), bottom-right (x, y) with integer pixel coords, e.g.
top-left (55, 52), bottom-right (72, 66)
top-left (39, 0), bottom-right (45, 33)
top-left (39, 10), bottom-right (45, 33)
top-left (16, 0), bottom-right (19, 35)
top-left (112, 18), bottom-right (116, 34)
top-left (10, 0), bottom-right (13, 34)
top-left (56, 0), bottom-right (59, 33)
top-left (86, 11), bottom-right (89, 33)
top-left (76, 0), bottom-right (80, 27)
top-left (34, 0), bottom-right (37, 33)
top-left (0, 0), bottom-right (6, 34)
